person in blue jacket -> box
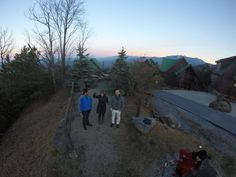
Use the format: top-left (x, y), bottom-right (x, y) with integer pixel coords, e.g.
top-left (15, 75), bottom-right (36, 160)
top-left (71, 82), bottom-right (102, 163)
top-left (80, 88), bottom-right (93, 130)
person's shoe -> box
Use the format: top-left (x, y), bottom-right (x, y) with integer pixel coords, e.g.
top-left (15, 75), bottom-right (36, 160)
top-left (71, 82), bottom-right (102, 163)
top-left (110, 123), bottom-right (114, 127)
top-left (88, 123), bottom-right (93, 126)
top-left (83, 127), bottom-right (87, 130)
top-left (116, 124), bottom-right (119, 128)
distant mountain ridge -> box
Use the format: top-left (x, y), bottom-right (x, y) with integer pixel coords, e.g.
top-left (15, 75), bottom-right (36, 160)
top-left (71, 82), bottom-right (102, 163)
top-left (97, 55), bottom-right (206, 69)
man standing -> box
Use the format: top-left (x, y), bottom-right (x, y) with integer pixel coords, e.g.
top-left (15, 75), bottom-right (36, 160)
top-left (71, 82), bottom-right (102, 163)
top-left (80, 88), bottom-right (93, 130)
top-left (110, 89), bottom-right (124, 128)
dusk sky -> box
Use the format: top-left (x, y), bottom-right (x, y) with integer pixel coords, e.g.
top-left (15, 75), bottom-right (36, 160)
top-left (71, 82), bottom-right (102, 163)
top-left (1, 0), bottom-right (236, 64)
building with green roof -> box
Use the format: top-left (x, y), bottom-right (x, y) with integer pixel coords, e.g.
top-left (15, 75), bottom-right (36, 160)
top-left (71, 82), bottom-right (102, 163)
top-left (160, 58), bottom-right (178, 72)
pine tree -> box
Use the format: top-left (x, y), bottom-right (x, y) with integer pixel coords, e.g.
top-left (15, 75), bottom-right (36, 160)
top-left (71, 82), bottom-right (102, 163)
top-left (72, 46), bottom-right (93, 88)
top-left (0, 46), bottom-right (54, 136)
top-left (110, 47), bottom-right (131, 94)
top-left (118, 46), bottom-right (127, 60)
top-left (76, 43), bottom-right (89, 60)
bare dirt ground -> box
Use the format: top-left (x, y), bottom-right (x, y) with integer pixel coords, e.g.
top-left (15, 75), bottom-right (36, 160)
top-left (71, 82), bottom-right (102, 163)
top-left (1, 82), bottom-right (235, 177)
top-left (54, 94), bottom-right (206, 177)
top-left (0, 89), bottom-right (68, 177)
top-left (70, 87), bottom-right (120, 177)
top-left (52, 82), bottom-right (232, 177)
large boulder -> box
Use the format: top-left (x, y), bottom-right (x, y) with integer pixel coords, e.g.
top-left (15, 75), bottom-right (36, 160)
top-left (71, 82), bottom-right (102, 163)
top-left (158, 113), bottom-right (181, 128)
top-left (209, 95), bottom-right (231, 112)
top-left (132, 117), bottom-right (156, 134)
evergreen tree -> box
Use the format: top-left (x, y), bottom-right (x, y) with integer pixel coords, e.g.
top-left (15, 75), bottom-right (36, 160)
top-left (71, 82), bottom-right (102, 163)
top-left (71, 49), bottom-right (93, 88)
top-left (1, 46), bottom-right (53, 99)
top-left (77, 43), bottom-right (89, 60)
top-left (110, 47), bottom-right (131, 94)
top-left (118, 46), bottom-right (127, 60)
top-left (0, 45), bottom-right (53, 134)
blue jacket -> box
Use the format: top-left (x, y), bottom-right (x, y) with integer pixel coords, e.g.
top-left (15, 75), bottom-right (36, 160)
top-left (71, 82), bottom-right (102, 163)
top-left (80, 95), bottom-right (92, 111)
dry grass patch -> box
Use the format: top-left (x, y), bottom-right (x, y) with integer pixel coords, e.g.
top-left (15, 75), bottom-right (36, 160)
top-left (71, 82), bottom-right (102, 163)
top-left (115, 96), bottom-right (224, 177)
top-left (0, 89), bottom-right (68, 177)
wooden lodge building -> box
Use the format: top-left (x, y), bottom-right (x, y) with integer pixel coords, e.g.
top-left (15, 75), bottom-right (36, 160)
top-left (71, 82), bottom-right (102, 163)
top-left (160, 57), bottom-right (205, 90)
top-left (211, 56), bottom-right (236, 98)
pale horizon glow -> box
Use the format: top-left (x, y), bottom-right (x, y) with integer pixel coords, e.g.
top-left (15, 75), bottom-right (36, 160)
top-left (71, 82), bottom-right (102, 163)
top-left (1, 0), bottom-right (236, 64)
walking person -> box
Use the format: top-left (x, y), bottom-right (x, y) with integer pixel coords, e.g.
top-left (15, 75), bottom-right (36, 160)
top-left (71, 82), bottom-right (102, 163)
top-left (80, 88), bottom-right (93, 130)
top-left (93, 90), bottom-right (109, 124)
top-left (110, 89), bottom-right (124, 128)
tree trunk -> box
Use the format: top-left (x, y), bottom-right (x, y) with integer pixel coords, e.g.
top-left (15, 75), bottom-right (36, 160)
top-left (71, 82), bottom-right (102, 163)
top-left (1, 57), bottom-right (4, 69)
top-left (52, 69), bottom-right (57, 92)
top-left (61, 52), bottom-right (65, 84)
top-left (135, 98), bottom-right (142, 117)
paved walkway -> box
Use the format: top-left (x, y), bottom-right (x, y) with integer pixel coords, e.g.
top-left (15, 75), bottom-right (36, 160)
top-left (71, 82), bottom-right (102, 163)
top-left (164, 90), bottom-right (236, 118)
top-left (153, 90), bottom-right (236, 136)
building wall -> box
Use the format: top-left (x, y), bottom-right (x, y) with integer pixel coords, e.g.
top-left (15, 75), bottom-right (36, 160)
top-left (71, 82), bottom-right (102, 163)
top-left (212, 59), bottom-right (236, 97)
top-left (162, 59), bottom-right (203, 90)
top-left (162, 59), bottom-right (188, 87)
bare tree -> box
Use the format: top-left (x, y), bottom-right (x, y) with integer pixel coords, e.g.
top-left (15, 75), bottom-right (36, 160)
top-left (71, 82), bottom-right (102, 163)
top-left (77, 22), bottom-right (90, 59)
top-left (29, 0), bottom-right (58, 90)
top-left (51, 0), bottom-right (85, 80)
top-left (0, 27), bottom-right (14, 69)
top-left (29, 0), bottom-right (85, 83)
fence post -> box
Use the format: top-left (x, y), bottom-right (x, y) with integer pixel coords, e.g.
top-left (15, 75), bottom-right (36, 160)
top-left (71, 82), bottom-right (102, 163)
top-left (64, 82), bottom-right (78, 158)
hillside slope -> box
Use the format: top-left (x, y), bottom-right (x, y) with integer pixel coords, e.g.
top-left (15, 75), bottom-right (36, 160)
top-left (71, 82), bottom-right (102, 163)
top-left (0, 89), bottom-right (68, 177)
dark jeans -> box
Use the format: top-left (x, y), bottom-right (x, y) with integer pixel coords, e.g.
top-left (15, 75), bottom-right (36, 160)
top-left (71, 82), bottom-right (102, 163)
top-left (98, 112), bottom-right (105, 123)
top-left (82, 110), bottom-right (91, 128)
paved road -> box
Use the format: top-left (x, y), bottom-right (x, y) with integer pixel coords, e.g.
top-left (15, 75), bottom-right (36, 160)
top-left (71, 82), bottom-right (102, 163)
top-left (153, 90), bottom-right (236, 136)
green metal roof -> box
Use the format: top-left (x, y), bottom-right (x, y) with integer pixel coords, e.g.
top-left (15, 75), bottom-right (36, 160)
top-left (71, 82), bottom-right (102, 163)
top-left (160, 58), bottom-right (178, 72)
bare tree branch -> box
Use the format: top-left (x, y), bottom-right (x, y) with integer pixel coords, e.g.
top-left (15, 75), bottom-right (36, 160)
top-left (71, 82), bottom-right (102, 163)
top-left (28, 0), bottom-right (59, 90)
top-left (0, 27), bottom-right (14, 68)
top-left (29, 0), bottom-right (86, 84)
top-left (51, 0), bottom-right (85, 78)
top-left (77, 21), bottom-right (91, 59)
top-left (24, 30), bottom-right (34, 48)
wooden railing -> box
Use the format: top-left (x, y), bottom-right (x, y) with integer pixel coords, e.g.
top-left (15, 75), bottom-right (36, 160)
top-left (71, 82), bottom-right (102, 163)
top-left (64, 82), bottom-right (77, 157)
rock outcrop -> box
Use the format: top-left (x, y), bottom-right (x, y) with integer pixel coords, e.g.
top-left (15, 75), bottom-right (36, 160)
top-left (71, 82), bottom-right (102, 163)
top-left (132, 117), bottom-right (156, 134)
top-left (158, 113), bottom-right (181, 128)
top-left (209, 95), bottom-right (232, 112)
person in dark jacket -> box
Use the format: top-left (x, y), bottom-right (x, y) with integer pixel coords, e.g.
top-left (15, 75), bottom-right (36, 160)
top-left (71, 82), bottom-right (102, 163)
top-left (110, 89), bottom-right (124, 128)
top-left (93, 90), bottom-right (109, 124)
top-left (175, 149), bottom-right (208, 177)
top-left (80, 88), bottom-right (93, 130)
